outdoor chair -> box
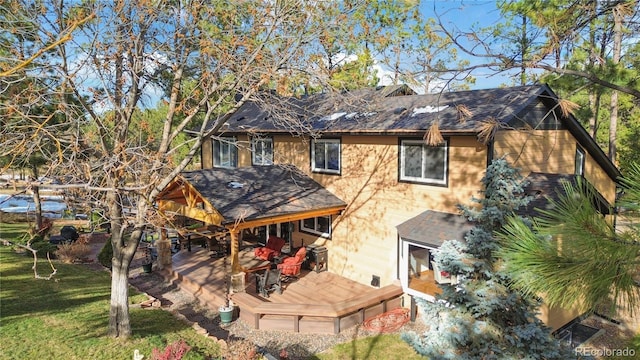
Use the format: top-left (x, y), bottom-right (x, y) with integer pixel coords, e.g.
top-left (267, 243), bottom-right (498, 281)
top-left (256, 268), bottom-right (282, 298)
top-left (254, 235), bottom-right (286, 261)
top-left (277, 246), bottom-right (307, 278)
top-left (432, 261), bottom-right (457, 285)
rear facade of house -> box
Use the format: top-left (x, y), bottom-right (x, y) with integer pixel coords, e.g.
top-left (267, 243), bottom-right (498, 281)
top-left (200, 84), bottom-right (620, 330)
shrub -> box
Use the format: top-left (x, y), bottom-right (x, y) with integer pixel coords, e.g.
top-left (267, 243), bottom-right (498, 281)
top-left (34, 218), bottom-right (54, 238)
top-left (150, 340), bottom-right (191, 360)
top-left (55, 240), bottom-right (91, 263)
top-left (97, 239), bottom-right (113, 269)
top-left (29, 235), bottom-right (59, 258)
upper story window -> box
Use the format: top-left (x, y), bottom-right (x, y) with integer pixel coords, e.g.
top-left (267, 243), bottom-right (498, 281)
top-left (301, 216), bottom-right (332, 238)
top-left (311, 138), bottom-right (340, 174)
top-left (575, 145), bottom-right (585, 176)
top-left (252, 137), bottom-right (273, 165)
top-left (213, 136), bottom-right (237, 168)
top-left (400, 139), bottom-right (448, 186)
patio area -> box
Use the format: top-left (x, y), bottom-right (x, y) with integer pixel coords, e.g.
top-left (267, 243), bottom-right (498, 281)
top-left (161, 245), bottom-right (404, 334)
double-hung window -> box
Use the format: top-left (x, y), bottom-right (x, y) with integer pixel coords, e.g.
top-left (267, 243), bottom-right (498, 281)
top-left (213, 136), bottom-right (238, 168)
top-left (301, 216), bottom-right (331, 238)
top-left (252, 137), bottom-right (273, 165)
top-left (575, 145), bottom-right (585, 176)
top-left (311, 138), bottom-right (340, 174)
top-left (400, 139), bottom-right (448, 185)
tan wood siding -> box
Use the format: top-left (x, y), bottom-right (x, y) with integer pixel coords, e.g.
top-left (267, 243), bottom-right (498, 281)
top-left (270, 135), bottom-right (486, 286)
top-left (201, 139), bottom-right (213, 169)
top-left (494, 129), bottom-right (576, 175)
top-left (494, 129), bottom-right (617, 205)
top-left (583, 150), bottom-right (617, 204)
top-left (236, 134), bottom-right (252, 167)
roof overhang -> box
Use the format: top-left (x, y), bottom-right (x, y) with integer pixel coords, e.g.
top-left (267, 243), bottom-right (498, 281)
top-left (155, 166), bottom-right (347, 231)
top-left (396, 210), bottom-right (474, 248)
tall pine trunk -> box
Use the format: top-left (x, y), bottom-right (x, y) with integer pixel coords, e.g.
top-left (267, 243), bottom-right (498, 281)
top-left (608, 4), bottom-right (623, 164)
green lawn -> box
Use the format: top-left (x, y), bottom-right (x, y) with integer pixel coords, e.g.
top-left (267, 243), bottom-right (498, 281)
top-left (312, 333), bottom-right (427, 360)
top-left (0, 224), bottom-right (221, 360)
top-left (0, 223), bottom-right (428, 360)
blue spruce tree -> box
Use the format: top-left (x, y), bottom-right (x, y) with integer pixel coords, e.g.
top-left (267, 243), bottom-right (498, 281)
top-left (402, 158), bottom-right (571, 359)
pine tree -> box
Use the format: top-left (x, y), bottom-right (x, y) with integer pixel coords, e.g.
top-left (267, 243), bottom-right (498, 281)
top-left (498, 162), bottom-right (640, 316)
top-left (402, 158), bottom-right (570, 359)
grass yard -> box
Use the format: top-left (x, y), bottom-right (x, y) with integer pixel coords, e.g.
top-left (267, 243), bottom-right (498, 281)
top-left (0, 224), bottom-right (221, 360)
top-left (311, 334), bottom-right (427, 360)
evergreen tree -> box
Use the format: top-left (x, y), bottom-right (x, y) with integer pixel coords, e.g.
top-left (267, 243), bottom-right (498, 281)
top-left (498, 163), bottom-right (640, 316)
top-left (402, 158), bottom-right (569, 359)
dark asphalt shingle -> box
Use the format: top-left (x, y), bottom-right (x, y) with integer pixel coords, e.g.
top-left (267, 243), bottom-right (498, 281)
top-left (396, 210), bottom-right (475, 247)
top-left (180, 165), bottom-right (346, 225)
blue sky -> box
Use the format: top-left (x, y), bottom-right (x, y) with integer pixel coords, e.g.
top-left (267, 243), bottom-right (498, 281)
top-left (417, 1), bottom-right (517, 90)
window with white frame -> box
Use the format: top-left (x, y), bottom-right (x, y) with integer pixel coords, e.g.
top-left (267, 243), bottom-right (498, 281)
top-left (575, 145), bottom-right (585, 176)
top-left (400, 139), bottom-right (448, 185)
top-left (212, 137), bottom-right (238, 168)
top-left (301, 216), bottom-right (331, 238)
top-left (252, 137), bottom-right (273, 165)
top-left (311, 138), bottom-right (340, 174)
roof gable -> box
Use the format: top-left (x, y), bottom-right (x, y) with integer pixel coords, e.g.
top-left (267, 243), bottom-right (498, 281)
top-left (175, 166), bottom-right (346, 226)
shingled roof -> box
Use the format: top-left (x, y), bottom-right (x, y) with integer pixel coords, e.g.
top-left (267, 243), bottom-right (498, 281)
top-left (221, 85), bottom-right (549, 134)
top-left (520, 172), bottom-right (612, 217)
top-left (179, 165), bottom-right (346, 226)
top-left (396, 210), bottom-right (475, 248)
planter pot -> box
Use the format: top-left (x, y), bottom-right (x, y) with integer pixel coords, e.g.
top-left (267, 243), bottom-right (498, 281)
top-left (219, 306), bottom-right (234, 324)
top-left (142, 263), bottom-right (153, 273)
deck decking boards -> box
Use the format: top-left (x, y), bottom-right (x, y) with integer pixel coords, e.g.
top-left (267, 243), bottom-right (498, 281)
top-left (165, 247), bottom-right (404, 333)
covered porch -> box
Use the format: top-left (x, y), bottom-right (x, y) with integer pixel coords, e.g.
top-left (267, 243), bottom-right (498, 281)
top-left (154, 165), bottom-right (404, 333)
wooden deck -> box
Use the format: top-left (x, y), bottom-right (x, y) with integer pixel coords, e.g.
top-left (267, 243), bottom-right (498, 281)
top-left (161, 246), bottom-right (404, 333)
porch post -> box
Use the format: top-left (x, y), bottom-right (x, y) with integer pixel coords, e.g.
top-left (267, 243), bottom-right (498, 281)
top-left (229, 230), bottom-right (245, 293)
top-left (156, 227), bottom-right (172, 270)
top-left (230, 230), bottom-right (241, 273)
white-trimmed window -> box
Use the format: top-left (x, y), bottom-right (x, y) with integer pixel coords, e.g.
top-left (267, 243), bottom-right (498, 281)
top-left (213, 137), bottom-right (238, 168)
top-left (575, 145), bottom-right (585, 176)
top-left (400, 139), bottom-right (448, 185)
top-left (252, 137), bottom-right (273, 165)
top-left (301, 216), bottom-right (331, 238)
top-left (311, 138), bottom-right (340, 174)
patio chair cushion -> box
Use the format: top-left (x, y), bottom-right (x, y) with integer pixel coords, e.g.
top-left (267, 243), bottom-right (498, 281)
top-left (277, 246), bottom-right (307, 277)
top-left (254, 235), bottom-right (286, 261)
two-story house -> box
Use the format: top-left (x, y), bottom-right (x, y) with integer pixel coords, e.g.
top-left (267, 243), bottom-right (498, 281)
top-left (160, 84), bottom-right (620, 332)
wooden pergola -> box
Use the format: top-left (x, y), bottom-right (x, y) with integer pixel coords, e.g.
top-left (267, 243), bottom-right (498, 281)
top-left (155, 166), bottom-right (346, 275)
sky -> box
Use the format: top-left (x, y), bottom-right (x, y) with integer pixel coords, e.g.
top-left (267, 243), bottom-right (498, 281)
top-left (371, 0), bottom-right (516, 92)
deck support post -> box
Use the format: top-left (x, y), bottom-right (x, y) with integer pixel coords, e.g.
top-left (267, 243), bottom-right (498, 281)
top-left (293, 315), bottom-right (300, 332)
top-left (334, 318), bottom-right (340, 334)
top-left (410, 296), bottom-right (417, 322)
top-left (156, 227), bottom-right (172, 270)
top-left (254, 313), bottom-right (260, 329)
